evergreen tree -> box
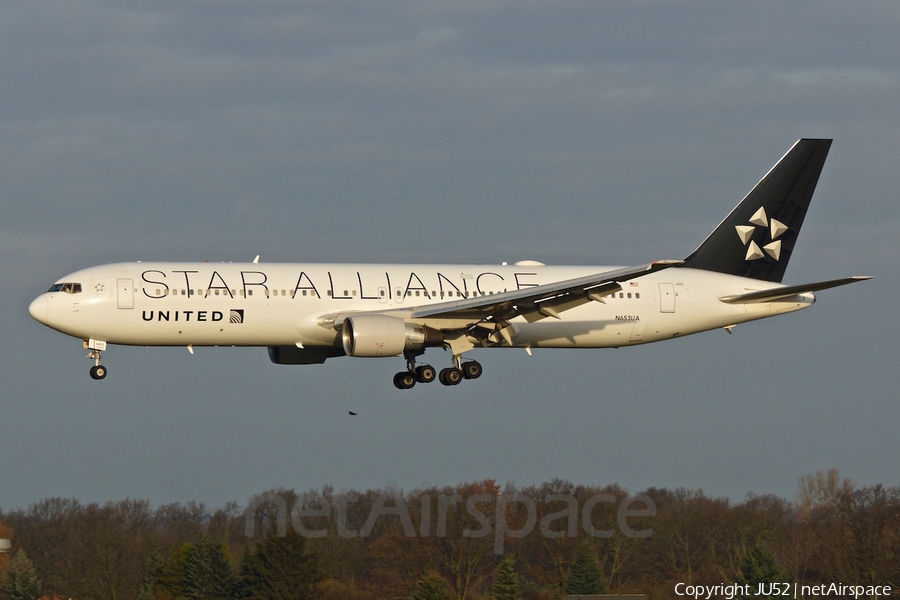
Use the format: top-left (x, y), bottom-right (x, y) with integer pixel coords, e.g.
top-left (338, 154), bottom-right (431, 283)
top-left (0, 550), bottom-right (42, 600)
top-left (564, 543), bottom-right (607, 596)
top-left (237, 526), bottom-right (323, 600)
top-left (209, 538), bottom-right (238, 599)
top-left (735, 544), bottom-right (788, 600)
top-left (491, 554), bottom-right (521, 600)
top-left (159, 542), bottom-right (194, 599)
top-left (183, 533), bottom-right (237, 600)
top-left (135, 541), bottom-right (165, 600)
top-left (410, 572), bottom-right (454, 600)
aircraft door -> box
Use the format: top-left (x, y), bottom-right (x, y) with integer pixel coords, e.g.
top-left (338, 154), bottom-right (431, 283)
top-left (659, 283), bottom-right (675, 313)
top-left (117, 278), bottom-right (134, 309)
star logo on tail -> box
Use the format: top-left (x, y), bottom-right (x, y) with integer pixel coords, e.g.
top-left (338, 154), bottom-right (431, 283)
top-left (735, 207), bottom-right (788, 261)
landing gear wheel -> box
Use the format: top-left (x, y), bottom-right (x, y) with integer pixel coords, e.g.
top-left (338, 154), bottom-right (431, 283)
top-left (461, 361), bottom-right (482, 380)
top-left (90, 365), bottom-right (107, 380)
top-left (415, 365), bottom-right (436, 384)
top-left (439, 367), bottom-right (462, 386)
top-left (393, 371), bottom-right (416, 389)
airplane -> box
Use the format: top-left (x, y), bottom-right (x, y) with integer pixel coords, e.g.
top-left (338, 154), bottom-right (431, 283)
top-left (28, 139), bottom-right (870, 389)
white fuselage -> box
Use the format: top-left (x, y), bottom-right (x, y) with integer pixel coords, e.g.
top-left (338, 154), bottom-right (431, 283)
top-left (29, 262), bottom-right (813, 351)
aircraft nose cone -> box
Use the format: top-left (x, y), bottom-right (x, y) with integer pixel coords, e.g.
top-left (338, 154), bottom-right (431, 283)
top-left (29, 296), bottom-right (48, 324)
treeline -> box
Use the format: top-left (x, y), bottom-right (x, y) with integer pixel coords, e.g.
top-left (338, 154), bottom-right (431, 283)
top-left (0, 471), bottom-right (898, 600)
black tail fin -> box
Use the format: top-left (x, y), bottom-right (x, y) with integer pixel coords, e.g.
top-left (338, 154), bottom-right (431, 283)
top-left (683, 139), bottom-right (832, 283)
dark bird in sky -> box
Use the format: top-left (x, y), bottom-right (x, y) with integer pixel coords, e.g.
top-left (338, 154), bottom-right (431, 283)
top-left (348, 411), bottom-right (357, 416)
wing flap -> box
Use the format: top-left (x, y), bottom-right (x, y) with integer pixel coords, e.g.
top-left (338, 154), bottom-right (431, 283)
top-left (719, 276), bottom-right (872, 304)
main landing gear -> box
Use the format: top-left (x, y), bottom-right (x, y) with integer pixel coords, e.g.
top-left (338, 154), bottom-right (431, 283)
top-left (393, 351), bottom-right (481, 390)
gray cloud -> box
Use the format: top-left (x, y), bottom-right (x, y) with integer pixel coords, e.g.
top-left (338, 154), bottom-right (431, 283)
top-left (1, 0), bottom-right (898, 509)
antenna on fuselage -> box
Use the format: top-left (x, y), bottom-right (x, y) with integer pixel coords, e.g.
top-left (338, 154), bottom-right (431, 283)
top-left (253, 255), bottom-right (260, 264)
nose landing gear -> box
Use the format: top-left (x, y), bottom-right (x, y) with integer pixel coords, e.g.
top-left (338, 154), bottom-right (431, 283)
top-left (85, 339), bottom-right (108, 380)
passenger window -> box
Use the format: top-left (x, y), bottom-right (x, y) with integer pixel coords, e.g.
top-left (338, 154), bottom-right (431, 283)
top-left (627, 293), bottom-right (632, 298)
top-left (636, 293), bottom-right (640, 299)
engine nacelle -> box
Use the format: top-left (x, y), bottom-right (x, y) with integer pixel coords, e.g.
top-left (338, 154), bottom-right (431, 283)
top-left (268, 345), bottom-right (343, 365)
top-left (341, 315), bottom-right (443, 357)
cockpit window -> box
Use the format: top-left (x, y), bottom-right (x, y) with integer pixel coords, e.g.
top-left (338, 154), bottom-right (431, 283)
top-left (48, 283), bottom-right (82, 294)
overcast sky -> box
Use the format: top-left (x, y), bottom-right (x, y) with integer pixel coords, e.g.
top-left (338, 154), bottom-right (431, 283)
top-left (2, 1), bottom-right (898, 511)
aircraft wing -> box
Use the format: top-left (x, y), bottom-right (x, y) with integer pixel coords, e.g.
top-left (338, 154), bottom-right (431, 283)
top-left (719, 276), bottom-right (872, 304)
top-left (408, 260), bottom-right (683, 325)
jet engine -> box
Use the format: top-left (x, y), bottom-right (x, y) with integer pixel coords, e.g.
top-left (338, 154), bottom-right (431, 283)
top-left (341, 315), bottom-right (443, 357)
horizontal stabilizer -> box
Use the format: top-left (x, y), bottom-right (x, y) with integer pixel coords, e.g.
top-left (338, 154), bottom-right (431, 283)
top-left (719, 276), bottom-right (872, 304)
